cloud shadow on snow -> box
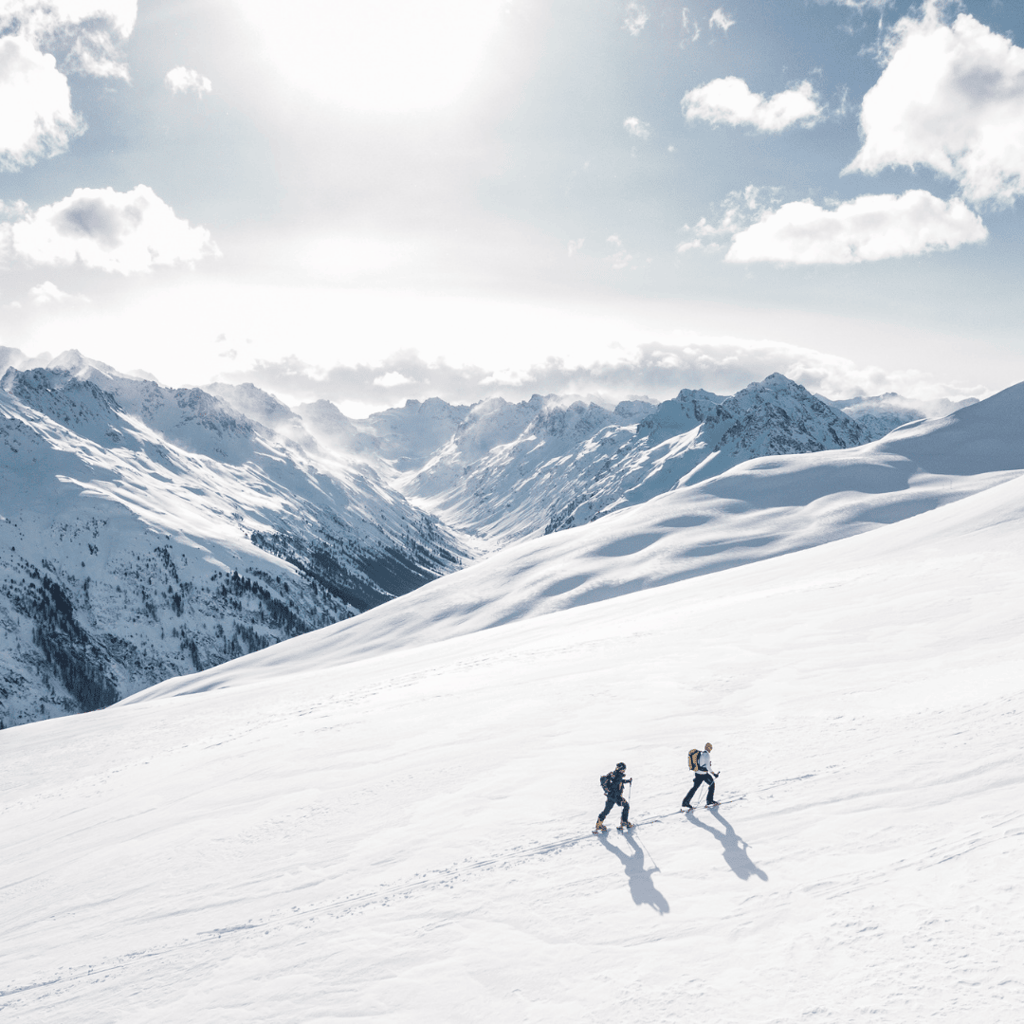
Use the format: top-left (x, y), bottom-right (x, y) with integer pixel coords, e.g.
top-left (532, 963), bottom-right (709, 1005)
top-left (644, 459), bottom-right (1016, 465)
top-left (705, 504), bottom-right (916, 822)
top-left (597, 832), bottom-right (670, 915)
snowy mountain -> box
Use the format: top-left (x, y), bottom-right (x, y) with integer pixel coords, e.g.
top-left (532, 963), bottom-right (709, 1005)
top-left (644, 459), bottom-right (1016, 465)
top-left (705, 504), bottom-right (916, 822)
top-left (340, 374), bottom-right (882, 545)
top-left (2, 405), bottom-right (1021, 1022)
top-left (148, 378), bottom-right (1016, 678)
top-left (824, 390), bottom-right (979, 438)
top-left (0, 347), bottom-right (986, 727)
top-left (0, 356), bottom-right (466, 725)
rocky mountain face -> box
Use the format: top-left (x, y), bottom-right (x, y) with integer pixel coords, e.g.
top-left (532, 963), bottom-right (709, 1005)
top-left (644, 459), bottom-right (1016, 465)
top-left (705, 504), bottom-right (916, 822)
top-left (0, 349), bottom-right (962, 727)
top-left (0, 359), bottom-right (465, 726)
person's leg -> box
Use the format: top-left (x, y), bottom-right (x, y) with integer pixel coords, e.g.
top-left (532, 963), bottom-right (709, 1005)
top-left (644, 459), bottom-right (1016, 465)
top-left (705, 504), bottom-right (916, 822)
top-left (598, 793), bottom-right (617, 822)
top-left (705, 775), bottom-right (716, 805)
top-left (682, 774), bottom-right (703, 807)
top-left (619, 797), bottom-right (631, 824)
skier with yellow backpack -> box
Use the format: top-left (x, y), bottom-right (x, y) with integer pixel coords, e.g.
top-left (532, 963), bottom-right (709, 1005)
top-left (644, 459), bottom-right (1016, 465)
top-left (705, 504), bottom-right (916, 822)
top-left (681, 742), bottom-right (720, 809)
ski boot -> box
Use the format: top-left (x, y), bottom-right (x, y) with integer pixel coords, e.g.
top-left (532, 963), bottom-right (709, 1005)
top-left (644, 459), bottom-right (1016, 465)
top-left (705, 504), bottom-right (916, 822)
top-left (593, 819), bottom-right (608, 833)
top-left (617, 820), bottom-right (634, 831)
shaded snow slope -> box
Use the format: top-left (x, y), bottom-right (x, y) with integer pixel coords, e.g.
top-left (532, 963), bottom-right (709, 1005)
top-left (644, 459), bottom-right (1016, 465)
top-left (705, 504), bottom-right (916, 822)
top-left (0, 361), bottom-right (465, 725)
top-left (3, 468), bottom-right (1022, 1022)
top-left (147, 380), bottom-right (1022, 684)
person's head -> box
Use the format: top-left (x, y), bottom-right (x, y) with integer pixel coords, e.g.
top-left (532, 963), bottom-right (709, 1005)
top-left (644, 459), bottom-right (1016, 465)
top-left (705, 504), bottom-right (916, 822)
top-left (615, 761), bottom-right (627, 773)
top-left (705, 743), bottom-right (713, 752)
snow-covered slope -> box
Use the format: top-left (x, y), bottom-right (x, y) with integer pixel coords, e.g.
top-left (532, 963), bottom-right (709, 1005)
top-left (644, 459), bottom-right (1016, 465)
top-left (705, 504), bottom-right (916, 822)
top-left (0, 357), bottom-right (465, 725)
top-left (386, 375), bottom-right (881, 543)
top-left (146, 380), bottom-right (1021, 681)
top-left (2, 457), bottom-right (1021, 1022)
top-left (0, 350), bottom-right (995, 728)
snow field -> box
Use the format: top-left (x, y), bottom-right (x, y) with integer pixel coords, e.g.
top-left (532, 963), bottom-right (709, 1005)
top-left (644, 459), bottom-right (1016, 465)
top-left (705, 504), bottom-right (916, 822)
top-left (2, 473), bottom-right (1023, 1021)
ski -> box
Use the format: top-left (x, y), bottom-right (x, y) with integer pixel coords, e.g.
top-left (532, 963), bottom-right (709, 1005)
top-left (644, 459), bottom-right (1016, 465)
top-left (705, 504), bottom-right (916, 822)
top-left (681, 797), bottom-right (743, 811)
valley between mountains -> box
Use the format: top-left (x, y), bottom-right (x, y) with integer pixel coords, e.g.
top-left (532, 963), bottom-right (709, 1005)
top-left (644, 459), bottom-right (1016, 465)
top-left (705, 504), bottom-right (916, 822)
top-left (0, 347), bottom-right (992, 725)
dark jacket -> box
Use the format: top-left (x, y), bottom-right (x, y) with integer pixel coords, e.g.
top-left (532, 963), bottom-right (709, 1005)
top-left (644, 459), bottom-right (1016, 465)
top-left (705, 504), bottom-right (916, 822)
top-left (602, 769), bottom-right (628, 798)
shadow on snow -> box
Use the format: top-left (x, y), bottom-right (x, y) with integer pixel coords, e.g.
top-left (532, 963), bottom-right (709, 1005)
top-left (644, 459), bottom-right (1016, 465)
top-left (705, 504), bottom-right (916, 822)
top-left (686, 807), bottom-right (768, 881)
top-left (597, 831), bottom-right (670, 915)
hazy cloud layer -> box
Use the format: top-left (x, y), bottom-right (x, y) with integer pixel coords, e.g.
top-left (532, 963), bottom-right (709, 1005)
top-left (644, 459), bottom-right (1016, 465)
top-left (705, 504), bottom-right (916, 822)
top-left (216, 339), bottom-right (981, 417)
top-left (846, 3), bottom-right (1024, 204)
top-left (726, 190), bottom-right (987, 264)
top-left (9, 185), bottom-right (218, 273)
top-left (683, 77), bottom-right (823, 132)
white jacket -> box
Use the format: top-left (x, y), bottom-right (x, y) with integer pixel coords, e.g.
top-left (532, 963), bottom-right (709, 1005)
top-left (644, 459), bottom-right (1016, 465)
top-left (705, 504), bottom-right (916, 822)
top-left (698, 750), bottom-right (713, 774)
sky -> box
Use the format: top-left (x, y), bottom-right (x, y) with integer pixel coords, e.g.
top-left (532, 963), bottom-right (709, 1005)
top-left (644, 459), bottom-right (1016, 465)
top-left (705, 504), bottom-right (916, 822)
top-left (0, 0), bottom-right (1021, 415)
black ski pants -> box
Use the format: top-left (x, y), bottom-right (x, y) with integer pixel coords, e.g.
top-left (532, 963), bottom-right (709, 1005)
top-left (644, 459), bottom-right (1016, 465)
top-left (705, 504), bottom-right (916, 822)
top-left (682, 772), bottom-right (715, 806)
top-left (598, 793), bottom-right (630, 823)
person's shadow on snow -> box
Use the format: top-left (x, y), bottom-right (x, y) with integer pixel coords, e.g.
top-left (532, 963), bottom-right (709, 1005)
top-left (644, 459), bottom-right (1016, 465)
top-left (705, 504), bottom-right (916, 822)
top-left (686, 807), bottom-right (768, 881)
top-left (597, 831), bottom-right (670, 915)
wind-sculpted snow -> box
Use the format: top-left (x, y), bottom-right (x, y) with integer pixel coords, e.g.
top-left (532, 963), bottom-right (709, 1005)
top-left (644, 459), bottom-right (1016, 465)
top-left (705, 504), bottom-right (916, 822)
top-left (135, 381), bottom-right (1023, 686)
top-left (0, 360), bottom-right (466, 725)
top-left (3, 454), bottom-right (1022, 1022)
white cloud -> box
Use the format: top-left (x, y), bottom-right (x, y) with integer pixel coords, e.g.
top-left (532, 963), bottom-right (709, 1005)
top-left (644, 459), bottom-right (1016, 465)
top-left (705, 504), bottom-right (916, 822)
top-left (623, 116), bottom-right (650, 140)
top-left (373, 371), bottom-right (415, 388)
top-left (709, 9), bottom-right (735, 33)
top-left (676, 185), bottom-right (775, 253)
top-left (0, 33), bottom-right (81, 169)
top-left (606, 235), bottom-right (634, 270)
top-left (10, 185), bottom-right (219, 274)
top-left (1, 1), bottom-right (138, 37)
top-left (844, 3), bottom-right (1024, 205)
top-left (726, 190), bottom-right (987, 264)
top-left (681, 8), bottom-right (700, 45)
top-left (2, 2), bottom-right (136, 72)
top-left (0, 2), bottom-right (137, 168)
top-left (64, 27), bottom-right (130, 79)
top-left (29, 280), bottom-right (77, 303)
top-left (165, 66), bottom-right (212, 96)
top-left (815, 0), bottom-right (889, 9)
top-left (683, 77), bottom-right (823, 132)
top-left (236, 0), bottom-right (504, 113)
top-left (623, 3), bottom-right (647, 37)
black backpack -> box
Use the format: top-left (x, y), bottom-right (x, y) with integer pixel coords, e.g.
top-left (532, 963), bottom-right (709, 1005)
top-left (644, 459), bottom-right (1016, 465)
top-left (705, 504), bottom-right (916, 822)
top-left (600, 772), bottom-right (615, 795)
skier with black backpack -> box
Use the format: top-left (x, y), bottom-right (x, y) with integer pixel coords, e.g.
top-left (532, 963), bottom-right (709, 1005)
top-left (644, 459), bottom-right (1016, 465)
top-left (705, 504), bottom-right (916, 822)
top-left (681, 742), bottom-right (719, 808)
top-left (594, 762), bottom-right (633, 832)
